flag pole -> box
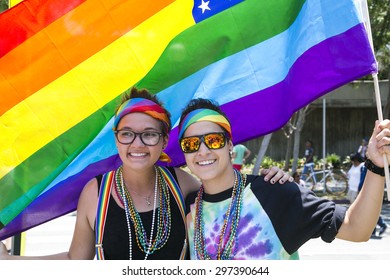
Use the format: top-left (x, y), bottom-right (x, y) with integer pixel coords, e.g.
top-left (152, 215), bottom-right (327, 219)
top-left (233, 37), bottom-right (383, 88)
top-left (372, 73), bottom-right (390, 200)
top-left (359, 0), bottom-right (390, 200)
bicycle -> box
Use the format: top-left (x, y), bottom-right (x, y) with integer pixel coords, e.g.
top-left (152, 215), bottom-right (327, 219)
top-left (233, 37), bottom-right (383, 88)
top-left (302, 167), bottom-right (348, 194)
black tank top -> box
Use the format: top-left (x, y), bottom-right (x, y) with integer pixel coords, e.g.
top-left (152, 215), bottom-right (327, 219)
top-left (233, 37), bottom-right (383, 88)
top-left (96, 167), bottom-right (186, 260)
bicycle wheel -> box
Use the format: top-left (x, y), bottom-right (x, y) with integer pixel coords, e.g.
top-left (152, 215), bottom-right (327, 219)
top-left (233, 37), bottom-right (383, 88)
top-left (325, 172), bottom-right (348, 194)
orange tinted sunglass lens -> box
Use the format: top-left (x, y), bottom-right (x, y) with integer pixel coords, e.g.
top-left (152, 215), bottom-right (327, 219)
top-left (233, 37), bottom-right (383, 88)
top-left (204, 134), bottom-right (225, 149)
top-left (181, 137), bottom-right (200, 153)
top-left (180, 133), bottom-right (227, 153)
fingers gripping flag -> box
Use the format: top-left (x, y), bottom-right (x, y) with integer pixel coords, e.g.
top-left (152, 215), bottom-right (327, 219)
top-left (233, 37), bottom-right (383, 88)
top-left (0, 0), bottom-right (376, 239)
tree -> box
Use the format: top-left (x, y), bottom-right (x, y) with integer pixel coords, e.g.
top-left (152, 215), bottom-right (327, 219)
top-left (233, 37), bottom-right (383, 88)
top-left (252, 133), bottom-right (273, 175)
top-left (291, 106), bottom-right (312, 173)
top-left (0, 0), bottom-right (8, 12)
top-left (1, 0), bottom-right (387, 165)
top-left (366, 0), bottom-right (390, 118)
top-left (284, 0), bottom-right (389, 172)
top-left (368, 0), bottom-right (390, 80)
top-left (250, 0), bottom-right (389, 174)
top-left (281, 117), bottom-right (296, 171)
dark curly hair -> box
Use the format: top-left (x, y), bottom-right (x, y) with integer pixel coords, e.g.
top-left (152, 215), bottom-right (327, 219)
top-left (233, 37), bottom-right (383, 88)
top-left (350, 152), bottom-right (364, 163)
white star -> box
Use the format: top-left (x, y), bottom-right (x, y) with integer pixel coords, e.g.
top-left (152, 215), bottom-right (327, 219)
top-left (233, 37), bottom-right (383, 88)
top-left (198, 0), bottom-right (211, 14)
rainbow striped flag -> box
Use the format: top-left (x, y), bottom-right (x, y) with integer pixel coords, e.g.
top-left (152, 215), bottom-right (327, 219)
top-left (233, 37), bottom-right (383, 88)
top-left (0, 0), bottom-right (376, 239)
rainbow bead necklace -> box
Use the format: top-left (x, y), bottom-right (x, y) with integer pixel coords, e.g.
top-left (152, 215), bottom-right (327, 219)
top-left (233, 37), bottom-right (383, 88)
top-left (115, 166), bottom-right (171, 260)
top-left (193, 169), bottom-right (246, 260)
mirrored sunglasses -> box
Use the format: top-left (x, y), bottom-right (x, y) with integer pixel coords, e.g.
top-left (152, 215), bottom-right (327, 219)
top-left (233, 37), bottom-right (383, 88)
top-left (179, 132), bottom-right (229, 153)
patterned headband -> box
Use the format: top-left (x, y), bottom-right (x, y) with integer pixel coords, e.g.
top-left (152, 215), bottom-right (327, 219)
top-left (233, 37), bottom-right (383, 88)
top-left (113, 98), bottom-right (170, 133)
top-left (178, 108), bottom-right (232, 139)
top-left (113, 97), bottom-right (171, 162)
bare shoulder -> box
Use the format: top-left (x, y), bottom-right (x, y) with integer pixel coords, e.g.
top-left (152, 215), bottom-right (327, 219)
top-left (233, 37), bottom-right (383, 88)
top-left (77, 177), bottom-right (99, 229)
top-left (67, 178), bottom-right (100, 259)
top-left (79, 178), bottom-right (99, 203)
top-left (173, 167), bottom-right (201, 198)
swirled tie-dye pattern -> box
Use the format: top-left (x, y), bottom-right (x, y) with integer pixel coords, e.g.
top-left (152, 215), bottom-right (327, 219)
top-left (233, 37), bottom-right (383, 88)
top-left (187, 182), bottom-right (299, 260)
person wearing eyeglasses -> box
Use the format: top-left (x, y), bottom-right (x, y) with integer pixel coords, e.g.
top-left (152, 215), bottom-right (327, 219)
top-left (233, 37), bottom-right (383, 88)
top-left (0, 88), bottom-right (291, 260)
top-left (178, 98), bottom-right (389, 260)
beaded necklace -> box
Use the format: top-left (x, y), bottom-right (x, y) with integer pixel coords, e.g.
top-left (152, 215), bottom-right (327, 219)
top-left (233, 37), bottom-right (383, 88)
top-left (115, 166), bottom-right (171, 260)
top-left (193, 169), bottom-right (246, 260)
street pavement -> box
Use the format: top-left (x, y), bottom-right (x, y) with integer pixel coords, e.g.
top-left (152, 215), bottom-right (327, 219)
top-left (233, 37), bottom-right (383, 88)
top-left (22, 211), bottom-right (76, 256)
top-left (21, 202), bottom-right (390, 260)
top-left (299, 201), bottom-right (390, 260)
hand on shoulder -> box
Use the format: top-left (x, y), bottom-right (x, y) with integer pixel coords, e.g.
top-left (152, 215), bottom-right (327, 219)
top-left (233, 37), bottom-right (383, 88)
top-left (261, 166), bottom-right (294, 184)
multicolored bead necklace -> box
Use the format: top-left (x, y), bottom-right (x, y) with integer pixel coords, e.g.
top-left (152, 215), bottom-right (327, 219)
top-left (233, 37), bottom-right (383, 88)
top-left (115, 165), bottom-right (171, 260)
top-left (193, 168), bottom-right (246, 260)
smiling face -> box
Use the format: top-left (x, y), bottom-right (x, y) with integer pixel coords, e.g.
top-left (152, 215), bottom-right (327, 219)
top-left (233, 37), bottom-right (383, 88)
top-left (115, 112), bottom-right (167, 171)
top-left (182, 121), bottom-right (234, 192)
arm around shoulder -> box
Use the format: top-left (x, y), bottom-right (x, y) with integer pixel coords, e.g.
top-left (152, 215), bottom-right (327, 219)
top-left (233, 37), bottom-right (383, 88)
top-left (174, 167), bottom-right (201, 198)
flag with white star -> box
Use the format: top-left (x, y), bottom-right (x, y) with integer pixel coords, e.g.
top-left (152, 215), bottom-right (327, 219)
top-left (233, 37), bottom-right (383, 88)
top-left (192, 0), bottom-right (244, 22)
top-left (0, 0), bottom-right (376, 238)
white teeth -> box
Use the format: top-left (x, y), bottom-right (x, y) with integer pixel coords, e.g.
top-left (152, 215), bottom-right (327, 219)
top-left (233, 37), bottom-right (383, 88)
top-left (130, 152), bottom-right (147, 157)
top-left (197, 159), bottom-right (215, 166)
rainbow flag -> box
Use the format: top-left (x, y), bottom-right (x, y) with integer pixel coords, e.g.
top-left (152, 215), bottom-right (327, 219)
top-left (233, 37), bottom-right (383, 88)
top-left (0, 0), bottom-right (376, 239)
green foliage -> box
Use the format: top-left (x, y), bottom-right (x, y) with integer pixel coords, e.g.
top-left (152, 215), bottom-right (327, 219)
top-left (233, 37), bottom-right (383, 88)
top-left (325, 153), bottom-right (341, 168)
top-left (260, 156), bottom-right (285, 169)
top-left (249, 153), bottom-right (346, 173)
top-left (0, 0), bottom-right (8, 12)
top-left (367, 0), bottom-right (390, 80)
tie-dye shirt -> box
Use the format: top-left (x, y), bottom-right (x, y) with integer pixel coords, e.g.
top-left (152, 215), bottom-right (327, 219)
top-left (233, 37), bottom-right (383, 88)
top-left (186, 174), bottom-right (346, 260)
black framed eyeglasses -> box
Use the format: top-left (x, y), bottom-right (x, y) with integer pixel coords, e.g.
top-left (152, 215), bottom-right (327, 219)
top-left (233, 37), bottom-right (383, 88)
top-left (114, 129), bottom-right (163, 146)
top-left (179, 132), bottom-right (229, 153)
